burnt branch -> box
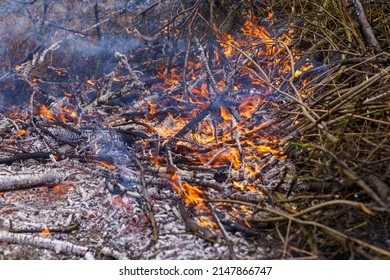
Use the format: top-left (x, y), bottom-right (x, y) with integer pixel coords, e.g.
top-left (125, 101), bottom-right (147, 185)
top-left (0, 231), bottom-right (94, 259)
top-left (0, 169), bottom-right (71, 192)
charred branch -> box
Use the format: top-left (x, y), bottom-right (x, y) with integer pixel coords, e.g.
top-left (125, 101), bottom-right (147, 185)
top-left (0, 169), bottom-right (70, 192)
top-left (0, 231), bottom-right (94, 259)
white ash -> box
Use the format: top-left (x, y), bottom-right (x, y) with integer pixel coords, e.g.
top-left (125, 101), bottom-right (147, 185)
top-left (0, 158), bottom-right (291, 259)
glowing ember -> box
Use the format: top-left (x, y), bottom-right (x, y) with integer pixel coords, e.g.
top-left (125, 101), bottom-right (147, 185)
top-left (220, 106), bottom-right (232, 121)
top-left (238, 95), bottom-right (262, 118)
top-left (16, 129), bottom-right (26, 137)
top-left (199, 216), bottom-right (217, 228)
top-left (39, 105), bottom-right (56, 122)
top-left (171, 172), bottom-right (205, 207)
top-left (98, 161), bottom-right (116, 169)
top-left (39, 228), bottom-right (50, 238)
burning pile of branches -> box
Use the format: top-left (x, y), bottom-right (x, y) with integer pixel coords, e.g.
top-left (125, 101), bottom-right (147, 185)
top-left (0, 0), bottom-right (389, 259)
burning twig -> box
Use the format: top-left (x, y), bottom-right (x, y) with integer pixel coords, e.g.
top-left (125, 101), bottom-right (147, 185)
top-left (209, 204), bottom-right (236, 260)
top-left (177, 201), bottom-right (215, 242)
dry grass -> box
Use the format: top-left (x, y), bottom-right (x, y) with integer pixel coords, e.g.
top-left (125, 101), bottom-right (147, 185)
top-left (267, 0), bottom-right (390, 258)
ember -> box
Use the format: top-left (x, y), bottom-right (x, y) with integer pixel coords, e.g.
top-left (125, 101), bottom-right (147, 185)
top-left (0, 2), bottom-right (307, 258)
top-left (1, 0), bottom-right (388, 261)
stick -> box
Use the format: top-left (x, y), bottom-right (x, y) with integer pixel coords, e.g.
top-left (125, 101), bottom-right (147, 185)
top-left (133, 156), bottom-right (158, 240)
top-left (0, 231), bottom-right (94, 259)
top-left (210, 204), bottom-right (237, 259)
top-left (0, 169), bottom-right (70, 192)
top-left (353, 0), bottom-right (381, 52)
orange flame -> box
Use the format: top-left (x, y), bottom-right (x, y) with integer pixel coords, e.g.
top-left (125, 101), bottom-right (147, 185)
top-left (220, 106), bottom-right (232, 121)
top-left (239, 95), bottom-right (261, 118)
top-left (16, 129), bottom-right (26, 137)
top-left (40, 105), bottom-right (56, 122)
top-left (39, 228), bottom-right (50, 238)
top-left (171, 172), bottom-right (204, 207)
top-left (98, 161), bottom-right (116, 169)
top-left (199, 216), bottom-right (217, 228)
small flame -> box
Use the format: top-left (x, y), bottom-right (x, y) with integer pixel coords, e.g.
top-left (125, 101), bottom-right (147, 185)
top-left (15, 65), bottom-right (24, 71)
top-left (244, 218), bottom-right (253, 229)
top-left (239, 95), bottom-right (261, 118)
top-left (233, 180), bottom-right (246, 191)
top-left (199, 216), bottom-right (217, 228)
top-left (40, 105), bottom-right (56, 122)
top-left (39, 227), bottom-right (50, 238)
top-left (220, 106), bottom-right (232, 121)
top-left (98, 161), bottom-right (116, 169)
top-left (268, 11), bottom-right (274, 22)
top-left (240, 205), bottom-right (253, 214)
top-left (217, 33), bottom-right (235, 57)
top-left (171, 172), bottom-right (204, 207)
top-left (16, 129), bottom-right (26, 137)
top-left (147, 100), bottom-right (157, 115)
top-left (87, 80), bottom-right (95, 85)
top-left (63, 107), bottom-right (78, 120)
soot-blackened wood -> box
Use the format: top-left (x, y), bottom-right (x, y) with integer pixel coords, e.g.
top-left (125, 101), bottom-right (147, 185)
top-left (0, 151), bottom-right (116, 166)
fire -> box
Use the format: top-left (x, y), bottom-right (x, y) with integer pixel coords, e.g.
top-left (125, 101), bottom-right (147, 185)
top-left (242, 19), bottom-right (273, 47)
top-left (207, 148), bottom-right (241, 169)
top-left (244, 218), bottom-right (253, 229)
top-left (98, 161), bottom-right (116, 169)
top-left (147, 100), bottom-right (157, 115)
top-left (10, 129), bottom-right (26, 141)
top-left (39, 104), bottom-right (78, 123)
top-left (233, 180), bottom-right (245, 191)
top-left (217, 33), bottom-right (235, 57)
top-left (182, 182), bottom-right (204, 207)
top-left (39, 227), bottom-right (50, 238)
top-left (63, 107), bottom-right (78, 120)
top-left (40, 104), bottom-right (56, 122)
top-left (240, 205), bottom-right (253, 215)
top-left (199, 216), bottom-right (217, 228)
top-left (268, 11), bottom-right (274, 22)
top-left (16, 129), bottom-right (26, 137)
top-left (14, 65), bottom-right (24, 71)
top-left (220, 106), bottom-right (232, 121)
top-left (171, 172), bottom-right (204, 207)
top-left (238, 95), bottom-right (261, 118)
top-left (87, 80), bottom-right (95, 85)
